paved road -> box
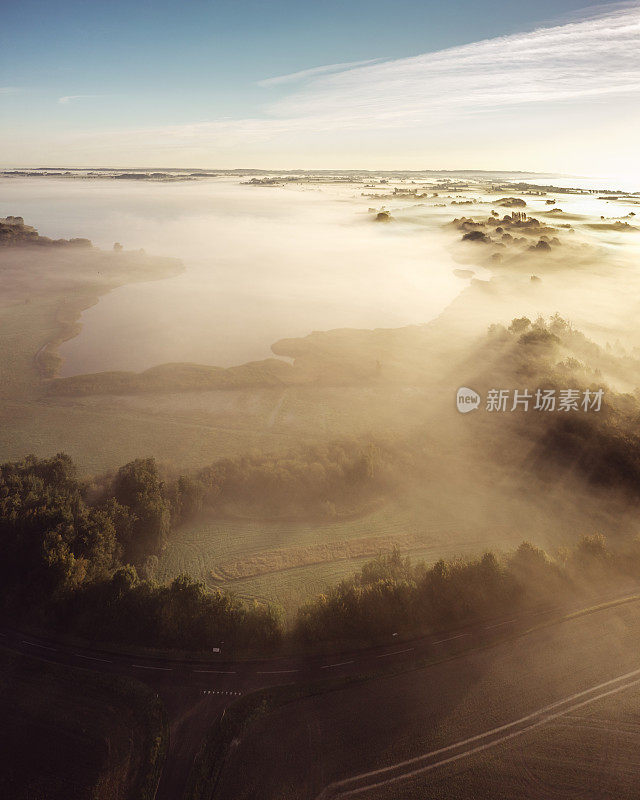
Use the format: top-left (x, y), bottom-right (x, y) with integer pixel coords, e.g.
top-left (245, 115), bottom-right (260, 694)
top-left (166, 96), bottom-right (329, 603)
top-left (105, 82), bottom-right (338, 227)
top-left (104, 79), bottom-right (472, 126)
top-left (2, 588), bottom-right (639, 800)
top-left (4, 594), bottom-right (633, 687)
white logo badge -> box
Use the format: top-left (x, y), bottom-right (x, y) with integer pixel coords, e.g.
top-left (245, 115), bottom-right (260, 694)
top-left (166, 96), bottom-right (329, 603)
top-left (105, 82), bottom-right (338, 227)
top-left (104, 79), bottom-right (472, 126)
top-left (456, 387), bottom-right (480, 413)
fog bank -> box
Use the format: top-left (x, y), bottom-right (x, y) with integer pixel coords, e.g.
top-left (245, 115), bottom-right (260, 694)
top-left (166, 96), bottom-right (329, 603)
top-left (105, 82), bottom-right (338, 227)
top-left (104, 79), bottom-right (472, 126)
top-left (0, 178), bottom-right (468, 375)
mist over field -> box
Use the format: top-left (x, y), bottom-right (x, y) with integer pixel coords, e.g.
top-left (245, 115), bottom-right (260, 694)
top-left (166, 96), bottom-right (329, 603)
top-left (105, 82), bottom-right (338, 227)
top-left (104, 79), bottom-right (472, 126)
top-left (3, 170), bottom-right (640, 607)
top-left (0, 178), bottom-right (467, 374)
top-left (4, 174), bottom-right (640, 378)
top-left (3, 1), bottom-right (640, 798)
top-left (8, 173), bottom-right (640, 796)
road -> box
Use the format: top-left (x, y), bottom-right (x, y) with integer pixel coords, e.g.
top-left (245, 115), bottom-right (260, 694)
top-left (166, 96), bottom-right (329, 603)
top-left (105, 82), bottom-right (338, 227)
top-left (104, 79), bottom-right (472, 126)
top-left (2, 589), bottom-right (640, 799)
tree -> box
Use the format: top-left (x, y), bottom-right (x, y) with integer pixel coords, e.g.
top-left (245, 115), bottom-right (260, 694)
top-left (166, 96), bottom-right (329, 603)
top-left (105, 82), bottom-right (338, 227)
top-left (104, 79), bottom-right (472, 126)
top-left (112, 458), bottom-right (171, 564)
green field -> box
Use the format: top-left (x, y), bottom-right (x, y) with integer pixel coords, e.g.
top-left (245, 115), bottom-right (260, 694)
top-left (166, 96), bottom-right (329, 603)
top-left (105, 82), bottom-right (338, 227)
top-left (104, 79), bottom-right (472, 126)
top-left (158, 497), bottom-right (524, 617)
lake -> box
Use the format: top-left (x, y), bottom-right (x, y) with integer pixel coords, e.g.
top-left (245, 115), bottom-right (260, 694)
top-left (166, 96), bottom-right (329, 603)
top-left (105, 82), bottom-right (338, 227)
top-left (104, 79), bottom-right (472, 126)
top-left (0, 177), bottom-right (468, 375)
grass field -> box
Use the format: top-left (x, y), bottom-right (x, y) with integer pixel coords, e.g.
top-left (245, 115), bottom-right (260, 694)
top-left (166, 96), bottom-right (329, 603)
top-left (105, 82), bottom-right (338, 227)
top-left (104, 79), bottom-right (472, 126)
top-left (0, 648), bottom-right (167, 800)
top-left (158, 495), bottom-right (525, 617)
top-left (0, 383), bottom-right (433, 474)
top-left (0, 295), bottom-right (61, 400)
top-left (0, 394), bottom-right (304, 474)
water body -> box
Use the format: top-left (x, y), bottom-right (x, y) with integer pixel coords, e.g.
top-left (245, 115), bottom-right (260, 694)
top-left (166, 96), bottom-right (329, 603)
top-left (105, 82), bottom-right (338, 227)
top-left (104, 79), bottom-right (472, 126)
top-left (0, 178), bottom-right (470, 375)
top-left (2, 174), bottom-right (636, 376)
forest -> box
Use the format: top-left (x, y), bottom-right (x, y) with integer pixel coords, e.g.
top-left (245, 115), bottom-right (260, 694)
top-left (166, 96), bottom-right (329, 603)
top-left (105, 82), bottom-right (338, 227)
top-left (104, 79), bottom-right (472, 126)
top-left (3, 439), bottom-right (640, 653)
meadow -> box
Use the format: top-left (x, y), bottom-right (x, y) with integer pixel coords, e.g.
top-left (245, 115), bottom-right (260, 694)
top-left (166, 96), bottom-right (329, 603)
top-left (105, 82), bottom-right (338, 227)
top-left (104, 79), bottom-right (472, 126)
top-left (158, 504), bottom-right (520, 617)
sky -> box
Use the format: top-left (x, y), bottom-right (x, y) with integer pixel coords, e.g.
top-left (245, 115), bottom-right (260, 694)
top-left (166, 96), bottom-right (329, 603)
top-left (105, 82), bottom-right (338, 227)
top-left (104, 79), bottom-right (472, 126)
top-left (1, 0), bottom-right (639, 176)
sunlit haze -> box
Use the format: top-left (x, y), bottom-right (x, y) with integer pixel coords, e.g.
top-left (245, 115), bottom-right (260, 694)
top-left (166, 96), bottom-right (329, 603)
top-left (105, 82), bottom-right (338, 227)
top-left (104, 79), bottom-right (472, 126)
top-left (2, 1), bottom-right (639, 178)
top-left (2, 3), bottom-right (640, 800)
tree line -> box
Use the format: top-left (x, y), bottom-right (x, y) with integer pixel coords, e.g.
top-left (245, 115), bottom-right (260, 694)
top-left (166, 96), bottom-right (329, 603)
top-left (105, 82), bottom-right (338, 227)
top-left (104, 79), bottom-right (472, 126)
top-left (2, 450), bottom-right (640, 653)
top-left (0, 453), bottom-right (280, 651)
top-left (294, 535), bottom-right (640, 646)
top-left (83, 439), bottom-right (394, 529)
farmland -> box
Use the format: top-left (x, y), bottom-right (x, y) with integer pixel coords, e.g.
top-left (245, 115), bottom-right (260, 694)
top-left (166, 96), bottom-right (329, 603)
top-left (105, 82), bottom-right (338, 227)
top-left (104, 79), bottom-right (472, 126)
top-left (0, 648), bottom-right (167, 800)
top-left (364, 685), bottom-right (640, 799)
top-left (211, 600), bottom-right (640, 799)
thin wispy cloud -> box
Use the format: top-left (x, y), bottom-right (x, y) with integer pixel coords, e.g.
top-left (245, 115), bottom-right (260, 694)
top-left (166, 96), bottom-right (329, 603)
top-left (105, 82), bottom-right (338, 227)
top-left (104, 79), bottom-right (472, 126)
top-left (69, 3), bottom-right (640, 160)
top-left (0, 87), bottom-right (20, 95)
top-left (257, 59), bottom-right (384, 87)
top-left (268, 3), bottom-right (640, 125)
top-left (58, 94), bottom-right (101, 104)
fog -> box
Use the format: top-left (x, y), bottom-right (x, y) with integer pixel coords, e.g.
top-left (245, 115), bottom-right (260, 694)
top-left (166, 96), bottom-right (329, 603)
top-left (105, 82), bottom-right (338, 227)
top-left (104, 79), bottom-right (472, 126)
top-left (0, 178), bottom-right (469, 375)
top-left (2, 171), bottom-right (640, 612)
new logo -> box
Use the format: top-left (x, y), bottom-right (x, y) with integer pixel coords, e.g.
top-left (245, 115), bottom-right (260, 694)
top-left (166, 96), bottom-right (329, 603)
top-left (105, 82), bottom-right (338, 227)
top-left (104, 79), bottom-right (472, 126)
top-left (456, 387), bottom-right (480, 413)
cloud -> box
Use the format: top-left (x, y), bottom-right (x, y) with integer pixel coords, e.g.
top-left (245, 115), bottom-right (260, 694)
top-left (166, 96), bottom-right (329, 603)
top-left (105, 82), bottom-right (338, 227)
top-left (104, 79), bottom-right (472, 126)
top-left (257, 59), bottom-right (384, 87)
top-left (58, 94), bottom-right (101, 104)
top-left (0, 87), bottom-right (20, 95)
top-left (267, 4), bottom-right (640, 126)
top-left (65, 3), bottom-right (640, 160)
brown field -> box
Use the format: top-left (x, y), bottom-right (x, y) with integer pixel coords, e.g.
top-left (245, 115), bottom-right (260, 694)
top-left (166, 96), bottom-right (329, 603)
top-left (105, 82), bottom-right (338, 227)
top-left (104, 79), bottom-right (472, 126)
top-left (0, 648), bottom-right (167, 800)
top-left (211, 601), bottom-right (640, 800)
